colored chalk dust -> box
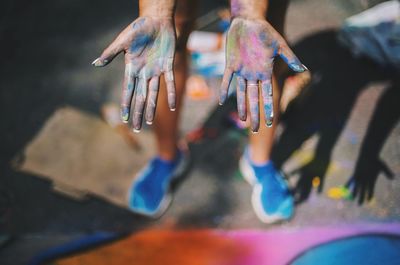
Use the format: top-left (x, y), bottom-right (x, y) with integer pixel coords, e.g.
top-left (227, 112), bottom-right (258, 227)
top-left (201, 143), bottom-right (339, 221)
top-left (29, 225), bottom-right (400, 265)
top-left (291, 235), bottom-right (400, 265)
top-left (327, 185), bottom-right (352, 200)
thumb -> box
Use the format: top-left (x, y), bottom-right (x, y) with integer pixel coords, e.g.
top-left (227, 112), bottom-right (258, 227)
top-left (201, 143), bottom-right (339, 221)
top-left (92, 40), bottom-right (124, 67)
top-left (278, 42), bottom-right (308, 73)
top-left (92, 29), bottom-right (129, 67)
top-left (378, 159), bottom-right (394, 180)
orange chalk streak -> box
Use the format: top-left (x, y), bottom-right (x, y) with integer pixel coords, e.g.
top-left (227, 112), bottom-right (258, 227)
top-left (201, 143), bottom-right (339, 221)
top-left (55, 229), bottom-right (250, 265)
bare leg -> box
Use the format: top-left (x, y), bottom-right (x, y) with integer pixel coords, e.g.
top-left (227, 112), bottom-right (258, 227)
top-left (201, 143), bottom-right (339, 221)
top-left (154, 52), bottom-right (187, 161)
top-left (248, 0), bottom-right (288, 164)
top-left (248, 76), bottom-right (281, 163)
top-left (153, 0), bottom-right (194, 161)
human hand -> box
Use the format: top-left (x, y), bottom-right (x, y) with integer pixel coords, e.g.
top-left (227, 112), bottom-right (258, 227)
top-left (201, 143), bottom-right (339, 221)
top-left (93, 17), bottom-right (176, 132)
top-left (220, 17), bottom-right (307, 132)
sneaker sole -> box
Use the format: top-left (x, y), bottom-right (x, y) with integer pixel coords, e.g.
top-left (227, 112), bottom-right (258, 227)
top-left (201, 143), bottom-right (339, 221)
top-left (239, 156), bottom-right (258, 186)
top-left (252, 183), bottom-right (292, 224)
top-left (239, 156), bottom-right (292, 224)
top-left (128, 188), bottom-right (173, 219)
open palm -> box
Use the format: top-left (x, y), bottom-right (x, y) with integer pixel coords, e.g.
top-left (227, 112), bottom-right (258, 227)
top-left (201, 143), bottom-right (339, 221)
top-left (93, 17), bottom-right (176, 131)
top-left (220, 17), bottom-right (307, 132)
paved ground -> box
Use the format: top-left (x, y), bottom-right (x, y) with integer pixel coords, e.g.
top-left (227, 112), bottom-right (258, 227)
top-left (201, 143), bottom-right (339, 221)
top-left (0, 0), bottom-right (399, 264)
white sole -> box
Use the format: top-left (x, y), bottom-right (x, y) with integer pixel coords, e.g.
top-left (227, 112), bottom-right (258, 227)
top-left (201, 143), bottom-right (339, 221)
top-left (239, 156), bottom-right (258, 186)
top-left (252, 183), bottom-right (291, 224)
top-left (239, 156), bottom-right (291, 224)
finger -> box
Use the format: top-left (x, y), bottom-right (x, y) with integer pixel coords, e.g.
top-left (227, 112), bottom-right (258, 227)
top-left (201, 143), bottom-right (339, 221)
top-left (278, 43), bottom-right (308, 73)
top-left (236, 75), bottom-right (246, 121)
top-left (163, 56), bottom-right (176, 111)
top-left (93, 22), bottom-right (140, 67)
top-left (247, 80), bottom-right (260, 132)
top-left (145, 76), bottom-right (160, 125)
top-left (121, 63), bottom-right (136, 123)
top-left (219, 68), bottom-right (233, 105)
top-left (261, 79), bottom-right (273, 127)
top-left (132, 77), bottom-right (148, 132)
top-left (92, 39), bottom-right (125, 67)
top-left (164, 69), bottom-right (176, 111)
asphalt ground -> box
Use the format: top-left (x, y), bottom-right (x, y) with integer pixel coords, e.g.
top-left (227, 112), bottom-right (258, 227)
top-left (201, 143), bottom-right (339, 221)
top-left (0, 0), bottom-right (399, 264)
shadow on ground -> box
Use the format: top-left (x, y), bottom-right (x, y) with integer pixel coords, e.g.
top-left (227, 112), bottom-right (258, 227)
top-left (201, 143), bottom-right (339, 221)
top-left (177, 30), bottom-right (400, 226)
top-left (272, 30), bottom-right (399, 204)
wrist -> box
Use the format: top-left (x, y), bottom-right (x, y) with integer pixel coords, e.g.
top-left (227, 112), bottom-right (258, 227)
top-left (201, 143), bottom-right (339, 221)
top-left (230, 0), bottom-right (267, 20)
top-left (139, 0), bottom-right (175, 18)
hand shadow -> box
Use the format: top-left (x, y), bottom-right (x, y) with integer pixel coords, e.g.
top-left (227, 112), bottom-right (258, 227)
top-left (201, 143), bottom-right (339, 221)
top-left (271, 30), bottom-right (393, 203)
top-left (290, 157), bottom-right (329, 204)
top-left (348, 82), bottom-right (400, 204)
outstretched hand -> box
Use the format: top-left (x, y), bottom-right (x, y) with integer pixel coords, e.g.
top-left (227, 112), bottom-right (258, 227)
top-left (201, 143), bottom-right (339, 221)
top-left (93, 17), bottom-right (176, 132)
top-left (220, 17), bottom-right (307, 132)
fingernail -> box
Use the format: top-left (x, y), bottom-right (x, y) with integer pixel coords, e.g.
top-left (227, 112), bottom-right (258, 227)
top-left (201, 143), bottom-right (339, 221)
top-left (92, 58), bottom-right (108, 67)
top-left (266, 120), bottom-right (273, 127)
top-left (219, 95), bottom-right (226, 105)
top-left (92, 58), bottom-right (101, 66)
top-left (251, 130), bottom-right (259, 134)
top-left (146, 120), bottom-right (153, 125)
top-left (251, 123), bottom-right (259, 133)
top-left (290, 63), bottom-right (307, 72)
top-left (121, 107), bottom-right (129, 122)
top-left (133, 119), bottom-right (142, 132)
top-left (170, 108), bottom-right (176, 112)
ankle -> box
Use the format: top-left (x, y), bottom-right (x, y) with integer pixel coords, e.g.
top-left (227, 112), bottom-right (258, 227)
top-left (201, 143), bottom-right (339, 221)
top-left (248, 147), bottom-right (271, 166)
top-left (158, 148), bottom-right (179, 162)
top-left (250, 157), bottom-right (273, 170)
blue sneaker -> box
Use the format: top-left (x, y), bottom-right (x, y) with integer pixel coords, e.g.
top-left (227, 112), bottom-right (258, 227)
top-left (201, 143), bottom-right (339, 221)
top-left (239, 148), bottom-right (294, 223)
top-left (128, 151), bottom-right (185, 218)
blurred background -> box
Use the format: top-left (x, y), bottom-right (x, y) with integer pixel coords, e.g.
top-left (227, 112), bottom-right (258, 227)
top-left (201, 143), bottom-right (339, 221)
top-left (0, 0), bottom-right (399, 264)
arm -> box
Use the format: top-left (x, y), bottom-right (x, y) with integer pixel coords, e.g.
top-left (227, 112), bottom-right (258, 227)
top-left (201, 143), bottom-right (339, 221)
top-left (221, 0), bottom-right (307, 132)
top-left (92, 0), bottom-right (177, 132)
top-left (231, 0), bottom-right (268, 20)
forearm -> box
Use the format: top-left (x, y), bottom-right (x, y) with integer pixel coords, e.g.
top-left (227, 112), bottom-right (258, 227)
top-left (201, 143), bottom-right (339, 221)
top-left (230, 0), bottom-right (269, 20)
top-left (139, 0), bottom-right (176, 18)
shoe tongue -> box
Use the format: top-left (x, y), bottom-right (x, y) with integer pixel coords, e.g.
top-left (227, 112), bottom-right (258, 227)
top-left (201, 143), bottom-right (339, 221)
top-left (150, 155), bottom-right (180, 182)
top-left (252, 161), bottom-right (276, 182)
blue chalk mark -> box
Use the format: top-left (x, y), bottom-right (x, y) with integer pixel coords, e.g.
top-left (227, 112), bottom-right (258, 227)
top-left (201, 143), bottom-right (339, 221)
top-left (130, 33), bottom-right (152, 53)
